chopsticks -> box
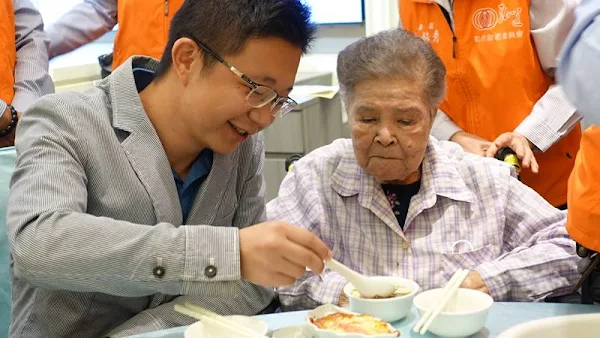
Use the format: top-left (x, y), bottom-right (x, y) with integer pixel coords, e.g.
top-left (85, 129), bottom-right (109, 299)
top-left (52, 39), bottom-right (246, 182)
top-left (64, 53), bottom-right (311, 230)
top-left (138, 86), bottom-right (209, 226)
top-left (174, 302), bottom-right (268, 338)
top-left (413, 269), bottom-right (470, 335)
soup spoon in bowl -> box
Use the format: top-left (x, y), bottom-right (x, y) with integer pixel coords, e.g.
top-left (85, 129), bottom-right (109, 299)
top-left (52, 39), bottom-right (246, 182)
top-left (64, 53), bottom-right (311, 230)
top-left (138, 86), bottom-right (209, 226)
top-left (324, 259), bottom-right (396, 299)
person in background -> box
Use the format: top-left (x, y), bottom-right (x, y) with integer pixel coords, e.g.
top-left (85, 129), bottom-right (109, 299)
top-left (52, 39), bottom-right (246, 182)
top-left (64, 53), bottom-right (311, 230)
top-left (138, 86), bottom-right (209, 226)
top-left (0, 0), bottom-right (53, 148)
top-left (46, 0), bottom-right (184, 69)
top-left (269, 29), bottom-right (579, 311)
top-left (398, 0), bottom-right (582, 209)
top-left (558, 0), bottom-right (600, 304)
top-left (0, 0), bottom-right (53, 336)
top-left (7, 1), bottom-right (331, 337)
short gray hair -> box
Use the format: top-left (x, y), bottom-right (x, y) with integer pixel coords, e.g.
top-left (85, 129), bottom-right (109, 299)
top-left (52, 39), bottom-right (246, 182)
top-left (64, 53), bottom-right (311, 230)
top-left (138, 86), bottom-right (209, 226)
top-left (337, 29), bottom-right (446, 112)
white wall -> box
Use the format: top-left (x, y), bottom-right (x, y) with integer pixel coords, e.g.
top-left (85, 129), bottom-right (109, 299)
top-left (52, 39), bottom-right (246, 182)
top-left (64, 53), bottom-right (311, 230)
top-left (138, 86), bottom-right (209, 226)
top-left (298, 0), bottom-right (399, 85)
top-left (298, 24), bottom-right (364, 85)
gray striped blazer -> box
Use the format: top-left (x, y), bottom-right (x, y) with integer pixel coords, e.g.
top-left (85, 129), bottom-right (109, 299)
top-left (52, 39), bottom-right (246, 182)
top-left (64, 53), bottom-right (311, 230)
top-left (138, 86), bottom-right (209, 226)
top-left (7, 57), bottom-right (274, 337)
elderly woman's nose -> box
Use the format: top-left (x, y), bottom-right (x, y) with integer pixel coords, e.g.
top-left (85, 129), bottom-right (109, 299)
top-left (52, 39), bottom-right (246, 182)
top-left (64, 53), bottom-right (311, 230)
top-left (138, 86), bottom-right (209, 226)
top-left (375, 127), bottom-right (397, 146)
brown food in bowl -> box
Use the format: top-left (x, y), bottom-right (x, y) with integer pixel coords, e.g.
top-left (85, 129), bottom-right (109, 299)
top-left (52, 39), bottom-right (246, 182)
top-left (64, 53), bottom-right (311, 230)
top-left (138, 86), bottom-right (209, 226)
top-left (350, 286), bottom-right (412, 299)
top-left (310, 312), bottom-right (400, 336)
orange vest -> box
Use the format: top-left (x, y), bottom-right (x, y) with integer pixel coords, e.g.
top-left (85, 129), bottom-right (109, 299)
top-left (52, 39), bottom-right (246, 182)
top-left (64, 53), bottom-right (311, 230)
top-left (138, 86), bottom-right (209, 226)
top-left (399, 0), bottom-right (580, 207)
top-left (112, 0), bottom-right (184, 69)
top-left (567, 126), bottom-right (600, 252)
top-left (0, 0), bottom-right (16, 105)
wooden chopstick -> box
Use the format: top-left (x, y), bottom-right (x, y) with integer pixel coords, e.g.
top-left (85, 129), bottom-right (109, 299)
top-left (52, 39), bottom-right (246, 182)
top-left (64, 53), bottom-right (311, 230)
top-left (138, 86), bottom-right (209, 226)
top-left (413, 269), bottom-right (469, 334)
top-left (174, 303), bottom-right (267, 338)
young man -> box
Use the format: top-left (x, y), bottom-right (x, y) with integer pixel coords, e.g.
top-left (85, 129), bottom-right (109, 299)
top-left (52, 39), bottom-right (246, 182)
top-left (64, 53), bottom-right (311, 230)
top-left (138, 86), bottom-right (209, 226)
top-left (7, 1), bottom-right (331, 337)
top-left (47, 0), bottom-right (184, 69)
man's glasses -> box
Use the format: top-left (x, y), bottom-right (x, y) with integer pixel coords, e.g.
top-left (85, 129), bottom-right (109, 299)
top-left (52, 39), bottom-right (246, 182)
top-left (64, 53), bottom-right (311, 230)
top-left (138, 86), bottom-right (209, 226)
top-left (185, 35), bottom-right (297, 118)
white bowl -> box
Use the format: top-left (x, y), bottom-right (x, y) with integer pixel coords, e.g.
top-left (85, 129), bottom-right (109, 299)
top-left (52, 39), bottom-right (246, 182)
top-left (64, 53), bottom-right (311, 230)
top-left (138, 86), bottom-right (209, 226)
top-left (306, 304), bottom-right (400, 338)
top-left (272, 325), bottom-right (313, 338)
top-left (183, 315), bottom-right (268, 338)
top-left (497, 313), bottom-right (600, 338)
top-left (413, 288), bottom-right (493, 337)
top-left (343, 276), bottom-right (420, 322)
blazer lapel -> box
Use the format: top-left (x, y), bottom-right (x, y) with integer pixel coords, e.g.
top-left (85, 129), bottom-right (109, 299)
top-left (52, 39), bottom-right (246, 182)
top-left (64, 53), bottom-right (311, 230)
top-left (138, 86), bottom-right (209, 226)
top-left (186, 152), bottom-right (236, 225)
top-left (109, 57), bottom-right (182, 226)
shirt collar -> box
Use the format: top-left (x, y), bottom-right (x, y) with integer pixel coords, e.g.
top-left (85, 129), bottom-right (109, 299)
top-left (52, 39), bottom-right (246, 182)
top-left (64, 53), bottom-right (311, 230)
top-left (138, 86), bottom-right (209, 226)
top-left (331, 137), bottom-right (475, 205)
top-left (173, 148), bottom-right (214, 187)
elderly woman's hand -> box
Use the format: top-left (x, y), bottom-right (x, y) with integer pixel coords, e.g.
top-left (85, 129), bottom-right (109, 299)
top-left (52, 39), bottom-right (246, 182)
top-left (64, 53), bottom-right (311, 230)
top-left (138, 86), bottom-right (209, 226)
top-left (486, 132), bottom-right (539, 174)
top-left (460, 271), bottom-right (490, 294)
top-left (450, 131), bottom-right (493, 156)
top-left (338, 292), bottom-right (349, 307)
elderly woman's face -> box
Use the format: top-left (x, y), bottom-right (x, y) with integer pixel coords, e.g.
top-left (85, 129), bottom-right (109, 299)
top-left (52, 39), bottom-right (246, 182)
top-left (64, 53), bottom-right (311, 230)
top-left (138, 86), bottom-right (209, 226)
top-left (349, 78), bottom-right (433, 184)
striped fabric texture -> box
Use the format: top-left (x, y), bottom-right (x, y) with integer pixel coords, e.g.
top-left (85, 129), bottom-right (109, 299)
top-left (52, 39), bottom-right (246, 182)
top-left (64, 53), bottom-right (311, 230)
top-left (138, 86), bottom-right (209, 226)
top-left (7, 57), bottom-right (273, 337)
top-left (268, 138), bottom-right (580, 311)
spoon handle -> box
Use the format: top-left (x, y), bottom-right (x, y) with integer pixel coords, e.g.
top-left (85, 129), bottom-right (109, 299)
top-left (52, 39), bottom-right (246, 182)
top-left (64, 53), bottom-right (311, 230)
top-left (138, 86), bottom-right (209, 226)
top-left (324, 259), bottom-right (364, 282)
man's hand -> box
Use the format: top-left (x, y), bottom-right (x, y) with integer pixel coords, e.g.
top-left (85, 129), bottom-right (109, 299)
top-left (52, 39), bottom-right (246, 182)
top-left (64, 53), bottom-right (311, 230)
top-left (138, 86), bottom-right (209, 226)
top-left (486, 132), bottom-right (539, 174)
top-left (0, 106), bottom-right (19, 148)
top-left (460, 270), bottom-right (490, 294)
top-left (450, 131), bottom-right (493, 156)
top-left (239, 221), bottom-right (332, 287)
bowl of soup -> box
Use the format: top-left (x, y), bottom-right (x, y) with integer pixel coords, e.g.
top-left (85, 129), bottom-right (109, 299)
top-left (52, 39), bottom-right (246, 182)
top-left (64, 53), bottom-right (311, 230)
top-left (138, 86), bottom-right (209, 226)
top-left (343, 276), bottom-right (419, 323)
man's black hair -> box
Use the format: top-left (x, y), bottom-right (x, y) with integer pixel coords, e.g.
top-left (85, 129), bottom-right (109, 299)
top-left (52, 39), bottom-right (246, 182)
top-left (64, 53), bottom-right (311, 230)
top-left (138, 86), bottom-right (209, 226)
top-left (154, 0), bottom-right (316, 78)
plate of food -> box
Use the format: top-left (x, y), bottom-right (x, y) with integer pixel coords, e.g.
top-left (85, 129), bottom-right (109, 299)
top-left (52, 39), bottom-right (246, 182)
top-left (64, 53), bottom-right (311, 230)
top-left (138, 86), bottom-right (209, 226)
top-left (305, 304), bottom-right (400, 338)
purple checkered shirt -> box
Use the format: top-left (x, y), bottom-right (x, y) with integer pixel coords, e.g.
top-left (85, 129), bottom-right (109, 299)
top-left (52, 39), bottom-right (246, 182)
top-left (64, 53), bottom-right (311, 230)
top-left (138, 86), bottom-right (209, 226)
top-left (267, 138), bottom-right (579, 311)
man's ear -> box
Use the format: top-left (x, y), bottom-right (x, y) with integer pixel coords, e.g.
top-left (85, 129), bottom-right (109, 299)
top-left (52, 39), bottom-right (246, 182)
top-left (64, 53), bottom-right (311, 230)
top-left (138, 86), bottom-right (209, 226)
top-left (171, 38), bottom-right (203, 86)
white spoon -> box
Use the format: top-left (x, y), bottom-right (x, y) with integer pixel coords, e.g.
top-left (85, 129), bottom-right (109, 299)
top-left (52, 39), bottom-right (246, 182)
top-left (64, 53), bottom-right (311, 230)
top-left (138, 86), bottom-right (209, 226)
top-left (324, 259), bottom-right (396, 298)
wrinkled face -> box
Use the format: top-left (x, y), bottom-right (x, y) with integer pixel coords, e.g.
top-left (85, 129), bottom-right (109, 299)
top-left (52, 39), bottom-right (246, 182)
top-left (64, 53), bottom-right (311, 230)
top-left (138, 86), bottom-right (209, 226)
top-left (176, 37), bottom-right (302, 154)
top-left (349, 78), bottom-right (434, 184)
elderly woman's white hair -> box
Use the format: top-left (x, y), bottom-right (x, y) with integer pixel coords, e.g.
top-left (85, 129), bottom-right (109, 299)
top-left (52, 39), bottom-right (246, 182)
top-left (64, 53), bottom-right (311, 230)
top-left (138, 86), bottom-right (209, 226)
top-left (336, 29), bottom-right (447, 113)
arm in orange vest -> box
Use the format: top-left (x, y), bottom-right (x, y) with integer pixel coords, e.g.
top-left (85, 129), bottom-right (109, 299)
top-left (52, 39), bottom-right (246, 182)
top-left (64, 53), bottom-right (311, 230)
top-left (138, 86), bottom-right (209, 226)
top-left (422, 1), bottom-right (581, 158)
top-left (511, 0), bottom-right (581, 153)
top-left (11, 0), bottom-right (54, 113)
top-left (46, 0), bottom-right (118, 58)
top-left (0, 0), bottom-right (54, 147)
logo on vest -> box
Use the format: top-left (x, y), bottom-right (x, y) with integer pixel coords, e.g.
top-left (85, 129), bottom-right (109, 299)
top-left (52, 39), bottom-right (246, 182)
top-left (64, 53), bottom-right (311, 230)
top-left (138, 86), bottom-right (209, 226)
top-left (472, 4), bottom-right (525, 43)
top-left (472, 4), bottom-right (523, 31)
top-left (418, 22), bottom-right (440, 44)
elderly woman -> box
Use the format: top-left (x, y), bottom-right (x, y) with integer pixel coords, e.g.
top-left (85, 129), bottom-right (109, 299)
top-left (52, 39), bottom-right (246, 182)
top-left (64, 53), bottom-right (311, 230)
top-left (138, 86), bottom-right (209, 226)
top-left (267, 29), bottom-right (580, 311)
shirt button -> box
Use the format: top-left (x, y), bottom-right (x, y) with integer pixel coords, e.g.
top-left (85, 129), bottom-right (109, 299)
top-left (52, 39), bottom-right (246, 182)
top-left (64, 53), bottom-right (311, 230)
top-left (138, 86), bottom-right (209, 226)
top-left (402, 241), bottom-right (410, 250)
top-left (153, 266), bottom-right (166, 278)
top-left (205, 265), bottom-right (217, 278)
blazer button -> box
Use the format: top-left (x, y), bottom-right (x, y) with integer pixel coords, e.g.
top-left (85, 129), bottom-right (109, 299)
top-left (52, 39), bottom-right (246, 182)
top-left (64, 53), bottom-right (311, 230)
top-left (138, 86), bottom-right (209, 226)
top-left (205, 265), bottom-right (217, 278)
top-left (153, 266), bottom-right (166, 278)
top-left (402, 241), bottom-right (410, 250)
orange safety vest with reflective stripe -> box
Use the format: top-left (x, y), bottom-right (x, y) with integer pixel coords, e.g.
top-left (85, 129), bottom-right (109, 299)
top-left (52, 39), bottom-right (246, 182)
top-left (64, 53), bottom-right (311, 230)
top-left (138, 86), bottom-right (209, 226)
top-left (399, 0), bottom-right (581, 207)
top-left (0, 0), bottom-right (16, 105)
top-left (112, 0), bottom-right (184, 69)
top-left (567, 126), bottom-right (600, 252)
